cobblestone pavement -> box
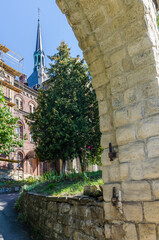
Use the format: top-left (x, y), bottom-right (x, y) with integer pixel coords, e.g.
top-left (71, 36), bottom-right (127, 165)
top-left (0, 193), bottom-right (32, 240)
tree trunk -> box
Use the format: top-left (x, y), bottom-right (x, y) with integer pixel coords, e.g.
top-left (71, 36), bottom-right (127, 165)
top-left (62, 160), bottom-right (66, 175)
top-left (79, 155), bottom-right (84, 172)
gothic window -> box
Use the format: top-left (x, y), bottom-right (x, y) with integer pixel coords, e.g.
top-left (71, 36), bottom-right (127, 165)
top-left (16, 152), bottom-right (23, 168)
top-left (38, 55), bottom-right (40, 64)
top-left (16, 99), bottom-right (19, 108)
top-left (42, 56), bottom-right (44, 66)
top-left (29, 103), bottom-right (35, 113)
top-left (20, 100), bottom-right (23, 110)
top-left (35, 56), bottom-right (37, 64)
top-left (16, 122), bottom-right (23, 139)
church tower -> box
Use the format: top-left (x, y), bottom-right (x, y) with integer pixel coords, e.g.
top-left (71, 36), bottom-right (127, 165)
top-left (27, 10), bottom-right (47, 89)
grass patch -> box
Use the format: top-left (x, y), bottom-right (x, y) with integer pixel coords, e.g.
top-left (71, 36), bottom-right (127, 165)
top-left (24, 170), bottom-right (103, 197)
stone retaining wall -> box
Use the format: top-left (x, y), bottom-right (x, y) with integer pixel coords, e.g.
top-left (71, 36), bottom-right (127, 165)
top-left (19, 191), bottom-right (106, 240)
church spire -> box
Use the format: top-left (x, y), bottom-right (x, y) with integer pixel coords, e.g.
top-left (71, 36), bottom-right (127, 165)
top-left (35, 9), bottom-right (43, 53)
top-left (27, 9), bottom-right (47, 89)
top-left (33, 8), bottom-right (45, 72)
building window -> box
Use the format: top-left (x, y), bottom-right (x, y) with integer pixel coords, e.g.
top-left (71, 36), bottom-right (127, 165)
top-left (20, 100), bottom-right (23, 110)
top-left (29, 104), bottom-right (35, 113)
top-left (15, 98), bottom-right (23, 110)
top-left (30, 133), bottom-right (34, 143)
top-left (16, 99), bottom-right (19, 108)
top-left (16, 122), bottom-right (23, 139)
top-left (17, 152), bottom-right (23, 168)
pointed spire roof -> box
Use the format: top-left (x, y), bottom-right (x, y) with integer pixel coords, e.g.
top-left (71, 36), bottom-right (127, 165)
top-left (35, 12), bottom-right (43, 53)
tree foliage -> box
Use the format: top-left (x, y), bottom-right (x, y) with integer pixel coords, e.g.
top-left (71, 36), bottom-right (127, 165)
top-left (0, 88), bottom-right (23, 155)
top-left (27, 42), bottom-right (101, 172)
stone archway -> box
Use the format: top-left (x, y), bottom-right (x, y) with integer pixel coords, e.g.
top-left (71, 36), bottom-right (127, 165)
top-left (57, 0), bottom-right (159, 239)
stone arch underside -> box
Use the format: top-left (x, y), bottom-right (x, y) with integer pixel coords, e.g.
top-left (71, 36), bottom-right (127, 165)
top-left (57, 0), bottom-right (159, 239)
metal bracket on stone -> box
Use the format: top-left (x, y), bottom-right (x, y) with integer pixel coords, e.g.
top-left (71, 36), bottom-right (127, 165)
top-left (108, 143), bottom-right (116, 161)
top-left (111, 187), bottom-right (119, 207)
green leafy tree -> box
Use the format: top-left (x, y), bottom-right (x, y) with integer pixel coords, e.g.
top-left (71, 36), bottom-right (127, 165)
top-left (27, 42), bottom-right (101, 173)
top-left (0, 88), bottom-right (23, 156)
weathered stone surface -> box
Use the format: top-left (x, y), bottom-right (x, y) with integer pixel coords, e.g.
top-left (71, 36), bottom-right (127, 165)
top-left (147, 137), bottom-right (159, 158)
top-left (123, 203), bottom-right (143, 222)
top-left (111, 224), bottom-right (125, 240)
top-left (104, 202), bottom-right (122, 221)
top-left (122, 181), bottom-right (151, 201)
top-left (143, 159), bottom-right (159, 179)
top-left (123, 223), bottom-right (138, 240)
top-left (104, 224), bottom-right (112, 239)
top-left (116, 125), bottom-right (136, 145)
top-left (144, 201), bottom-right (159, 222)
top-left (130, 160), bottom-right (144, 180)
top-left (137, 116), bottom-right (159, 140)
top-left (19, 191), bottom-right (105, 240)
top-left (139, 224), bottom-right (156, 240)
top-left (119, 141), bottom-right (145, 162)
top-left (152, 180), bottom-right (159, 199)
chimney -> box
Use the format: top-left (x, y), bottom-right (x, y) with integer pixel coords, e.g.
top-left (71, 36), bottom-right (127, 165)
top-left (19, 74), bottom-right (27, 84)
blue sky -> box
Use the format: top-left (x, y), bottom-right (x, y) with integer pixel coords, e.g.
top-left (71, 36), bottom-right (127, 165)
top-left (0, 0), bottom-right (82, 77)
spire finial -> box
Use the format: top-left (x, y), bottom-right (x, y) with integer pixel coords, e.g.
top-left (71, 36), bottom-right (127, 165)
top-left (38, 8), bottom-right (40, 21)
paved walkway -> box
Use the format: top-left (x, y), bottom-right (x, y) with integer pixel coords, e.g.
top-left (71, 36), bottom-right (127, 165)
top-left (0, 193), bottom-right (32, 240)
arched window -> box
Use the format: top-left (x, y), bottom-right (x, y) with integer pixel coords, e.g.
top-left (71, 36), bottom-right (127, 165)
top-left (29, 103), bottom-right (35, 113)
top-left (16, 121), bottom-right (23, 139)
top-left (17, 152), bottom-right (23, 168)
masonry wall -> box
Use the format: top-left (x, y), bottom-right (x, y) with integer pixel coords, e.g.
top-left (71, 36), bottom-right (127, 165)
top-left (56, 0), bottom-right (159, 239)
top-left (20, 191), bottom-right (106, 240)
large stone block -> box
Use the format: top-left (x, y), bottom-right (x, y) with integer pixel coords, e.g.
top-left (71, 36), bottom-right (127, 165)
top-left (128, 36), bottom-right (152, 57)
top-left (113, 107), bottom-right (129, 128)
top-left (123, 223), bottom-right (138, 240)
top-left (120, 163), bottom-right (129, 181)
top-left (130, 160), bottom-right (144, 180)
top-left (145, 98), bottom-right (159, 117)
top-left (112, 224), bottom-right (125, 240)
top-left (139, 224), bottom-right (156, 240)
top-left (123, 203), bottom-right (143, 222)
top-left (104, 202), bottom-right (122, 221)
top-left (112, 92), bottom-right (124, 109)
top-left (143, 159), bottom-right (159, 179)
top-left (122, 181), bottom-right (151, 201)
top-left (111, 75), bottom-right (127, 94)
top-left (144, 201), bottom-right (159, 222)
top-left (152, 180), bottom-right (159, 199)
top-left (116, 125), bottom-right (136, 145)
top-left (109, 164), bottom-right (120, 182)
top-left (119, 141), bottom-right (145, 162)
top-left (92, 72), bottom-right (109, 89)
top-left (98, 100), bottom-right (108, 116)
top-left (100, 114), bottom-right (112, 133)
top-left (102, 166), bottom-right (109, 183)
top-left (147, 137), bottom-right (159, 158)
top-left (137, 116), bottom-right (159, 140)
